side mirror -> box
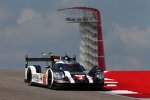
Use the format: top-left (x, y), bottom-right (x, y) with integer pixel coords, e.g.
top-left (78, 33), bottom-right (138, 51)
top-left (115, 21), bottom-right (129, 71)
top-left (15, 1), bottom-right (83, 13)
top-left (25, 64), bottom-right (28, 68)
top-left (45, 66), bottom-right (51, 69)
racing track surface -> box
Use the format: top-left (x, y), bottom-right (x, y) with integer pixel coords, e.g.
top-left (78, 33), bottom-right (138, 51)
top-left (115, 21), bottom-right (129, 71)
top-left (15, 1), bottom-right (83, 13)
top-left (0, 70), bottom-right (137, 100)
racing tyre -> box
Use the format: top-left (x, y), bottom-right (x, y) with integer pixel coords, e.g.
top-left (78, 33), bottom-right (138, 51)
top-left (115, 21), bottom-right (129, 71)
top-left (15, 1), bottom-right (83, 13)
top-left (47, 71), bottom-right (58, 89)
top-left (47, 71), bottom-right (53, 89)
top-left (27, 68), bottom-right (33, 86)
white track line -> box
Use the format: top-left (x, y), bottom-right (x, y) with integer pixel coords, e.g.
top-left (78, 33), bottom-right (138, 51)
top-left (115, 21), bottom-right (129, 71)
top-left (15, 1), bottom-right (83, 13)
top-left (104, 78), bottom-right (113, 81)
top-left (106, 84), bottom-right (117, 87)
top-left (104, 90), bottom-right (138, 95)
top-left (98, 90), bottom-right (140, 100)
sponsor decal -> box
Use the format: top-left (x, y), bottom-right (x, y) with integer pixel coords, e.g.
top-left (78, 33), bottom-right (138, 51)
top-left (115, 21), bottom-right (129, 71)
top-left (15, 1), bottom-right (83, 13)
top-left (32, 74), bottom-right (39, 82)
top-left (75, 75), bottom-right (85, 81)
top-left (66, 17), bottom-right (97, 22)
top-left (43, 74), bottom-right (47, 85)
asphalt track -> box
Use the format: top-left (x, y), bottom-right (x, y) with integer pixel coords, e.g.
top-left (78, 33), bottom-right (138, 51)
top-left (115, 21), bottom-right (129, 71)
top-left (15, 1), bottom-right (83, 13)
top-left (0, 70), bottom-right (137, 100)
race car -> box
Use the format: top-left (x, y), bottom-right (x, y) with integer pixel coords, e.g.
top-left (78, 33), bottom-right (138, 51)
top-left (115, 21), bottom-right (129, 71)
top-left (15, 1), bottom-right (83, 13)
top-left (24, 54), bottom-right (104, 89)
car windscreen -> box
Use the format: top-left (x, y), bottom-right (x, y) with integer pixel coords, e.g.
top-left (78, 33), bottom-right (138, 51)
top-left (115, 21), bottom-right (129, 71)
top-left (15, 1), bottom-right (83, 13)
top-left (53, 64), bottom-right (85, 72)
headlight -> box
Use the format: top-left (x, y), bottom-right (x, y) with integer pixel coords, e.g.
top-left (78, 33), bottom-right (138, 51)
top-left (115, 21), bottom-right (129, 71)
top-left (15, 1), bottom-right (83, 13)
top-left (95, 72), bottom-right (104, 79)
top-left (53, 72), bottom-right (65, 80)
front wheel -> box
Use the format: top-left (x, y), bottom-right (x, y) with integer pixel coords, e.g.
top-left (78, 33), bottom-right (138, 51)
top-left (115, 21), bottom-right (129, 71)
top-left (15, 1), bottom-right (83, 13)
top-left (27, 68), bottom-right (33, 86)
top-left (47, 71), bottom-right (54, 89)
top-left (47, 71), bottom-right (60, 90)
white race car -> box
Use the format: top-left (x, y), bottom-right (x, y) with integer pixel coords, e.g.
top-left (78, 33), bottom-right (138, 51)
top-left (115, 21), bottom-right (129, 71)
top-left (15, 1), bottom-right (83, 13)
top-left (24, 55), bottom-right (104, 89)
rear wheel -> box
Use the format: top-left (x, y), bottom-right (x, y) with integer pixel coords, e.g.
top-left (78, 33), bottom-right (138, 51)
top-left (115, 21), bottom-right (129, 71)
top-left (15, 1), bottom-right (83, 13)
top-left (27, 68), bottom-right (33, 86)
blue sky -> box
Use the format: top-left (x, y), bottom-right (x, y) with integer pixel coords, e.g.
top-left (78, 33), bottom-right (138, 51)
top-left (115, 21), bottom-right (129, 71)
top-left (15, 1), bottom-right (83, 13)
top-left (0, 0), bottom-right (150, 70)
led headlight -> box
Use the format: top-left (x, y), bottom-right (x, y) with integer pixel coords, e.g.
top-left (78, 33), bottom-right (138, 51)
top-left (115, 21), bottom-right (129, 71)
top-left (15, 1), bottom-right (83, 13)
top-left (53, 72), bottom-right (65, 80)
top-left (95, 72), bottom-right (104, 79)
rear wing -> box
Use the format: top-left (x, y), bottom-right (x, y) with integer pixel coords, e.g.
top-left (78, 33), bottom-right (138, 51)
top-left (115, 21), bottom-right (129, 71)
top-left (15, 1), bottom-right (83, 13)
top-left (25, 55), bottom-right (60, 68)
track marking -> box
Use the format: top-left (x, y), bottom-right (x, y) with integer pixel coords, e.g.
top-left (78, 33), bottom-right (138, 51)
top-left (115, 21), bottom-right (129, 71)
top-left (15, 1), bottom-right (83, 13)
top-left (101, 90), bottom-right (150, 99)
top-left (104, 78), bottom-right (113, 80)
top-left (104, 78), bottom-right (118, 88)
top-left (98, 90), bottom-right (140, 100)
top-left (106, 84), bottom-right (117, 87)
top-left (104, 90), bottom-right (138, 95)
